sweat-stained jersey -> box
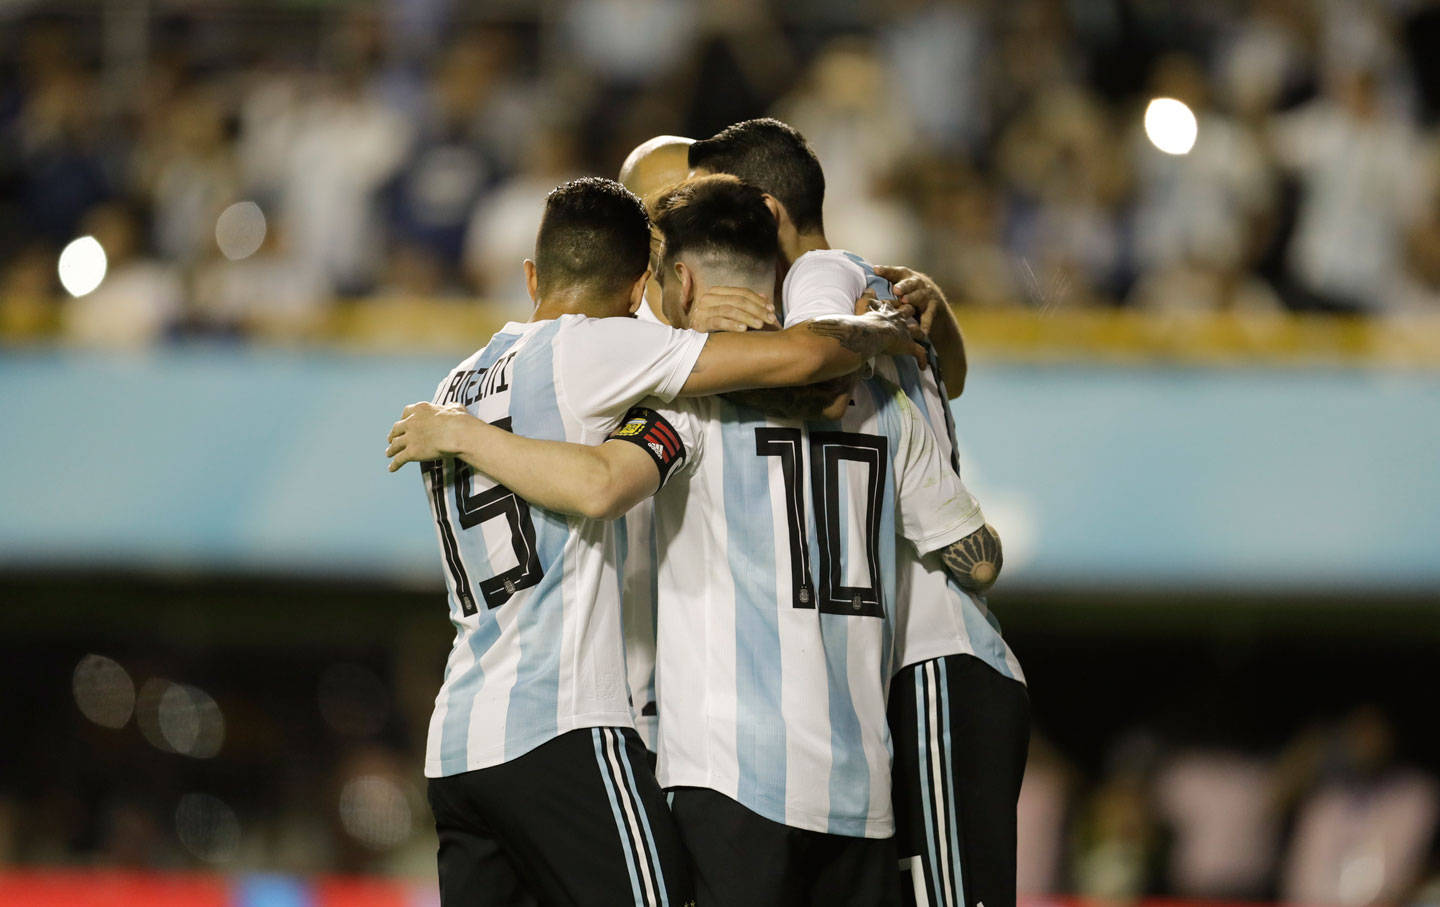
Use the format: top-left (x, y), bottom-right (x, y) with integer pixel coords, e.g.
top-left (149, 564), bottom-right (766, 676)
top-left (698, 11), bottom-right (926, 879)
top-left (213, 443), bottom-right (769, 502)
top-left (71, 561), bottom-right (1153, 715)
top-left (616, 300), bottom-right (667, 751)
top-left (782, 250), bottom-right (1026, 683)
top-left (627, 378), bottom-right (987, 838)
top-left (421, 314), bottom-right (707, 778)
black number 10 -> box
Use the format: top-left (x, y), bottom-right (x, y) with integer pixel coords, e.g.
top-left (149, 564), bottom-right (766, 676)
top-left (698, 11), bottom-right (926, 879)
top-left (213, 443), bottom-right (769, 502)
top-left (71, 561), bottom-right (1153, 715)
top-left (755, 428), bottom-right (888, 618)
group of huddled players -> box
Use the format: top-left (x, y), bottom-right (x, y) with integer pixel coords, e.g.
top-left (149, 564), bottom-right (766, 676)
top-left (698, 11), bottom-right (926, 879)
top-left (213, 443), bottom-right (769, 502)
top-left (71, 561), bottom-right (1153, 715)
top-left (385, 118), bottom-right (1029, 907)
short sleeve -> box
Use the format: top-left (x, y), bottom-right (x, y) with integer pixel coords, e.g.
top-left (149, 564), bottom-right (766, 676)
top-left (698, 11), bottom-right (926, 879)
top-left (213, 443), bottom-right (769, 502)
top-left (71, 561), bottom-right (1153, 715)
top-left (891, 389), bottom-right (986, 554)
top-left (555, 316), bottom-right (708, 433)
top-left (781, 250), bottom-right (868, 326)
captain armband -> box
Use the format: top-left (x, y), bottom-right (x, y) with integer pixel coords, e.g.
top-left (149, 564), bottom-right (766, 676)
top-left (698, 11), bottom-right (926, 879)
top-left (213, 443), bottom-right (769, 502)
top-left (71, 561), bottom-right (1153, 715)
top-left (607, 407), bottom-right (687, 486)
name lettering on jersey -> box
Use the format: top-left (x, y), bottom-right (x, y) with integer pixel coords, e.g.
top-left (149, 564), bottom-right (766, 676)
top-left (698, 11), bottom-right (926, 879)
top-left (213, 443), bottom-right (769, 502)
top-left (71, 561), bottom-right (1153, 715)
top-left (436, 351), bottom-right (517, 408)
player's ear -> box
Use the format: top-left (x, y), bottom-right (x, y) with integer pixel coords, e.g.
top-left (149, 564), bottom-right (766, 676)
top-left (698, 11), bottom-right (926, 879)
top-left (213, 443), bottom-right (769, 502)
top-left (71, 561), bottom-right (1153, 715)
top-left (676, 261), bottom-right (696, 314)
top-left (761, 193), bottom-right (782, 222)
top-left (762, 193), bottom-right (799, 252)
top-left (627, 267), bottom-right (651, 315)
top-left (523, 259), bottom-right (539, 304)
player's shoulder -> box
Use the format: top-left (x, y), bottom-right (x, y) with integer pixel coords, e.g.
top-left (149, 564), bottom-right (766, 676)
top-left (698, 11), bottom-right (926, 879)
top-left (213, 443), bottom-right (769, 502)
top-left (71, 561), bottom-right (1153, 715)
top-left (452, 321), bottom-right (524, 371)
top-left (557, 313), bottom-right (686, 344)
top-left (788, 248), bottom-right (868, 283)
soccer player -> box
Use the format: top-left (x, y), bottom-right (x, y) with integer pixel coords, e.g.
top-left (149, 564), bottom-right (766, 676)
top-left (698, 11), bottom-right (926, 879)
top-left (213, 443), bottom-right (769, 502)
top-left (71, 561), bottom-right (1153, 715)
top-left (389, 175), bottom-right (1002, 907)
top-left (688, 119), bottom-right (1029, 907)
top-left (614, 136), bottom-right (780, 759)
top-left (389, 176), bottom-right (920, 907)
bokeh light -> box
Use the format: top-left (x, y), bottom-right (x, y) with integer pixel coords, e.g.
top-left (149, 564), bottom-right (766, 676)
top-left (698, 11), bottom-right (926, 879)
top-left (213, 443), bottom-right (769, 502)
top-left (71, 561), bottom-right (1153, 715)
top-left (72, 654), bottom-right (135, 729)
top-left (174, 792), bottom-right (241, 863)
top-left (215, 201), bottom-right (267, 261)
top-left (159, 683), bottom-right (226, 758)
top-left (135, 678), bottom-right (172, 751)
top-left (136, 678), bottom-right (225, 757)
top-left (338, 775), bottom-right (413, 850)
top-left (56, 236), bottom-right (108, 296)
top-left (1143, 97), bottom-right (1198, 155)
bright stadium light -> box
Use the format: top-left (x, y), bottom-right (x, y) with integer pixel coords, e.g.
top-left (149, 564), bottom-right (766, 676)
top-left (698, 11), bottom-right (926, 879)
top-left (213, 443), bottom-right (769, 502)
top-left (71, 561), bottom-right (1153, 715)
top-left (215, 201), bottom-right (267, 260)
top-left (1144, 97), bottom-right (1198, 155)
top-left (57, 235), bottom-right (108, 296)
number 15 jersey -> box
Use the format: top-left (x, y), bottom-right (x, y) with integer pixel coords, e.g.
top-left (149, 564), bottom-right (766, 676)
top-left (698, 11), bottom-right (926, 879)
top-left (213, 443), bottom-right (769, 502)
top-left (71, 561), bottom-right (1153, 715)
top-left (636, 378), bottom-right (987, 838)
top-left (421, 314), bottom-right (707, 779)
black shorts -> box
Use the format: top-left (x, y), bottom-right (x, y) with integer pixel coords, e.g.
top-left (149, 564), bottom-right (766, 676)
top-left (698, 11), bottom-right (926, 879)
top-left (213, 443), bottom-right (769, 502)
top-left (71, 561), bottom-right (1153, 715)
top-left (889, 654), bottom-right (1030, 907)
top-left (427, 726), bottom-right (692, 907)
top-left (668, 786), bottom-right (900, 907)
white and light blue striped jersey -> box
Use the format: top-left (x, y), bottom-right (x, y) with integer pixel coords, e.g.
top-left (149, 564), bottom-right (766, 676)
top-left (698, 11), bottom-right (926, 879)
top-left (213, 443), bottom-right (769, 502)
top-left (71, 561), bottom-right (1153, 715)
top-left (422, 314), bottom-right (707, 778)
top-left (618, 502), bottom-right (660, 751)
top-left (782, 250), bottom-right (1026, 683)
top-left (644, 378), bottom-right (987, 837)
top-left (617, 300), bottom-right (667, 751)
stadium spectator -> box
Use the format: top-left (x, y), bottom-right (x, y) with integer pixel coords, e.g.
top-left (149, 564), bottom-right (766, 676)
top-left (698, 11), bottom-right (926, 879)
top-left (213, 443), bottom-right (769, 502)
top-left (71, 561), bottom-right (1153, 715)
top-left (275, 63), bottom-right (412, 296)
top-left (461, 123), bottom-right (583, 316)
top-left (1281, 708), bottom-right (1439, 906)
top-left (880, 0), bottom-right (992, 155)
top-left (1271, 62), bottom-right (1429, 313)
top-left (1128, 53), bottom-right (1275, 281)
top-left (1154, 748), bottom-right (1281, 899)
top-left (772, 39), bottom-right (920, 265)
top-left (134, 82), bottom-right (239, 266)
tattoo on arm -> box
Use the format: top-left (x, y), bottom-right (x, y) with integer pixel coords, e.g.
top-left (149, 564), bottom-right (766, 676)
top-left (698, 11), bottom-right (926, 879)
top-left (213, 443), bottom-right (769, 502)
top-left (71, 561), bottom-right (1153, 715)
top-left (938, 524), bottom-right (1003, 592)
top-left (721, 377), bottom-right (851, 421)
top-left (805, 312), bottom-right (905, 359)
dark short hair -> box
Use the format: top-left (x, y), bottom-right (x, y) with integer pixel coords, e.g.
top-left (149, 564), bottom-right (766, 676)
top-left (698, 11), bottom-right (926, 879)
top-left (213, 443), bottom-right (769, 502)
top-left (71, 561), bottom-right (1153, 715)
top-left (652, 175), bottom-right (779, 274)
top-left (687, 118), bottom-right (826, 234)
top-left (534, 177), bottom-right (651, 297)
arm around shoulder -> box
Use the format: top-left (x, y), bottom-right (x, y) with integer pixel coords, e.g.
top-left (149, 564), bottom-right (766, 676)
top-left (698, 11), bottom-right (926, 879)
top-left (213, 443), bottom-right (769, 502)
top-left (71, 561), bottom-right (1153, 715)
top-left (678, 311), bottom-right (921, 396)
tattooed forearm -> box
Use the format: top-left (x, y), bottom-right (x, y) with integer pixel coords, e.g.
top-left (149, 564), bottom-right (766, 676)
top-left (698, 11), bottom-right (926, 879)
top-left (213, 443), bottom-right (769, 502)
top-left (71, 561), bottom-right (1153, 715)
top-left (805, 309), bottom-right (908, 359)
top-left (938, 524), bottom-right (1003, 592)
top-left (722, 377), bottom-right (852, 421)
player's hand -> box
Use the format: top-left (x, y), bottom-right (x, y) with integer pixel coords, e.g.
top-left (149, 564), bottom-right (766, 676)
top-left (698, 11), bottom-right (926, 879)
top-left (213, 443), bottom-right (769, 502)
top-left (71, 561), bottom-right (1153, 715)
top-left (866, 308), bottom-right (927, 369)
top-left (872, 265), bottom-right (949, 336)
top-left (386, 401), bottom-right (466, 472)
top-left (689, 286), bottom-right (780, 333)
top-left (854, 288), bottom-right (919, 328)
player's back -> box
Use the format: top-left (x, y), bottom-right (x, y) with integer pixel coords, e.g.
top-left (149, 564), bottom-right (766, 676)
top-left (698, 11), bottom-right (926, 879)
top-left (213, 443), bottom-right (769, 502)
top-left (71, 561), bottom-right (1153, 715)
top-left (423, 313), bottom-right (706, 778)
top-left (646, 377), bottom-right (984, 838)
top-left (783, 249), bottom-right (1025, 682)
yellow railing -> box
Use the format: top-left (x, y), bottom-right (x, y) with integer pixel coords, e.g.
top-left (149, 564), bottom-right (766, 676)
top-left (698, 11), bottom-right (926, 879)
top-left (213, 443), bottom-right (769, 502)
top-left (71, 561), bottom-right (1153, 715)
top-left (325, 299), bottom-right (1440, 368)
top-left (8, 298), bottom-right (1440, 367)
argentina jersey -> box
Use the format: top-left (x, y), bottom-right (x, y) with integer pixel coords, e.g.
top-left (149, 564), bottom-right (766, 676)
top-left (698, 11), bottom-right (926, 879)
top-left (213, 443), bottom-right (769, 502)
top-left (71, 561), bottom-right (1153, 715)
top-left (782, 250), bottom-right (1026, 684)
top-left (617, 296), bottom-right (667, 752)
top-left (422, 314), bottom-right (707, 778)
top-left (638, 377), bottom-right (987, 838)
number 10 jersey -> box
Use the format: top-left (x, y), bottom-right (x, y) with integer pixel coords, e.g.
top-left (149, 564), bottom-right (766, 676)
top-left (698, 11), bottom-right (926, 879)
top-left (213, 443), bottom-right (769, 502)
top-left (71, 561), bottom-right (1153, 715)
top-left (644, 379), bottom-right (987, 838)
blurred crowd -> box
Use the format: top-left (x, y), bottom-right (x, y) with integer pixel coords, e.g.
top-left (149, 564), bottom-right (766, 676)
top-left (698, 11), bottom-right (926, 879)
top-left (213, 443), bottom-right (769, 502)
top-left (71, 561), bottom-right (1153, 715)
top-left (2, 0), bottom-right (1439, 347)
top-left (1022, 708), bottom-right (1439, 904)
top-left (3, 639), bottom-right (1437, 905)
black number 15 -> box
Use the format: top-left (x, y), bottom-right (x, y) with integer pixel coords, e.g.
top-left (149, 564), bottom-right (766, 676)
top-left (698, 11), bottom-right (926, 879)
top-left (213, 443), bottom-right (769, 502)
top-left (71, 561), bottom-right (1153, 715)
top-left (424, 418), bottom-right (543, 616)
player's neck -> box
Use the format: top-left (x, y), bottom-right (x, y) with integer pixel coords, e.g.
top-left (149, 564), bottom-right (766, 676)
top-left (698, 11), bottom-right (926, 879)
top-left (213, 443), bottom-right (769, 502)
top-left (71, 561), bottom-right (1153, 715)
top-left (530, 288), bottom-right (629, 322)
top-left (789, 233), bottom-right (835, 260)
top-left (775, 233), bottom-right (831, 287)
